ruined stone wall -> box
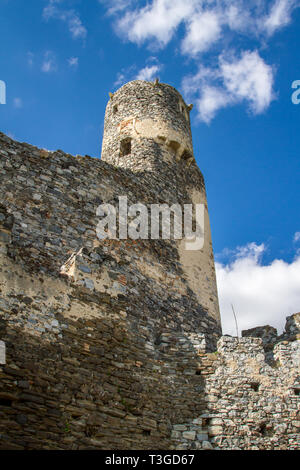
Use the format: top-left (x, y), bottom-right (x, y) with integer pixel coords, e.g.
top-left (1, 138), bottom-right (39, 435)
top-left (0, 130), bottom-right (221, 450)
top-left (171, 320), bottom-right (300, 450)
top-left (0, 77), bottom-right (299, 450)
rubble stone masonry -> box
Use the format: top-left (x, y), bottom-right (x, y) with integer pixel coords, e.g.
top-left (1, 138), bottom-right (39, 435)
top-left (0, 80), bottom-right (298, 450)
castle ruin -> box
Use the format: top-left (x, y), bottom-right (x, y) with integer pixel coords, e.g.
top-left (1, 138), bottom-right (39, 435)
top-left (0, 80), bottom-right (299, 450)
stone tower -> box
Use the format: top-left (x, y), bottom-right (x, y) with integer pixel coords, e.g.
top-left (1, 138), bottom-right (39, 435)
top-left (1, 83), bottom-right (298, 450)
top-left (101, 80), bottom-right (221, 343)
top-left (101, 80), bottom-right (194, 172)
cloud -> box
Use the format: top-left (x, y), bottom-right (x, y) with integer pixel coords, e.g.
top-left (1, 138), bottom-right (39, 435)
top-left (294, 232), bottom-right (300, 242)
top-left (41, 51), bottom-right (57, 73)
top-left (43, 0), bottom-right (87, 40)
top-left (113, 59), bottom-right (162, 88)
top-left (99, 0), bottom-right (134, 16)
top-left (105, 1), bottom-right (300, 49)
top-left (113, 64), bottom-right (137, 88)
top-left (183, 50), bottom-right (275, 122)
top-left (13, 98), bottom-right (23, 109)
top-left (196, 85), bottom-right (231, 123)
top-left (216, 242), bottom-right (300, 336)
top-left (117, 0), bottom-right (196, 47)
top-left (102, 1), bottom-right (299, 121)
top-left (181, 11), bottom-right (222, 56)
top-left (136, 64), bottom-right (161, 81)
top-left (68, 57), bottom-right (79, 68)
top-left (263, 0), bottom-right (300, 36)
top-left (220, 50), bottom-right (275, 114)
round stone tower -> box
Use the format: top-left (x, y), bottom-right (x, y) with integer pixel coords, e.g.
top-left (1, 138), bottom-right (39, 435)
top-left (101, 80), bottom-right (195, 173)
top-left (101, 80), bottom-right (221, 346)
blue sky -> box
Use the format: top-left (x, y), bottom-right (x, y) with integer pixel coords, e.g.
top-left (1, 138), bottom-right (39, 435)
top-left (0, 0), bottom-right (300, 334)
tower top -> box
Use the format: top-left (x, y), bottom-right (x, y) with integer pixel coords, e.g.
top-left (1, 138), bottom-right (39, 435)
top-left (101, 80), bottom-right (195, 172)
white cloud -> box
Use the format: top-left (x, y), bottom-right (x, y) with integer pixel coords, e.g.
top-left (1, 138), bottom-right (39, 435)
top-left (13, 98), bottom-right (23, 109)
top-left (105, 0), bottom-right (300, 49)
top-left (100, 0), bottom-right (134, 16)
top-left (68, 57), bottom-right (79, 68)
top-left (113, 64), bottom-right (137, 88)
top-left (216, 242), bottom-right (300, 336)
top-left (102, 1), bottom-right (298, 120)
top-left (183, 50), bottom-right (275, 122)
top-left (220, 50), bottom-right (275, 114)
top-left (41, 51), bottom-right (57, 73)
top-left (43, 0), bottom-right (87, 40)
top-left (113, 60), bottom-right (162, 88)
top-left (136, 64), bottom-right (161, 81)
top-left (182, 11), bottom-right (222, 56)
top-left (117, 0), bottom-right (196, 47)
top-left (294, 232), bottom-right (300, 242)
top-left (196, 85), bottom-right (230, 123)
top-left (263, 0), bottom-right (300, 36)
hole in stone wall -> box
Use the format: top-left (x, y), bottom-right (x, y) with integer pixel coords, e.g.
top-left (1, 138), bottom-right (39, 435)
top-left (250, 382), bottom-right (260, 392)
top-left (181, 150), bottom-right (193, 162)
top-left (61, 161), bottom-right (72, 170)
top-left (202, 418), bottom-right (210, 427)
top-left (259, 423), bottom-right (267, 435)
top-left (195, 370), bottom-right (201, 376)
top-left (0, 399), bottom-right (12, 407)
top-left (113, 105), bottom-right (118, 114)
top-left (259, 422), bottom-right (274, 437)
top-left (120, 138), bottom-right (132, 157)
top-left (142, 430), bottom-right (151, 436)
top-left (293, 388), bottom-right (300, 396)
top-left (179, 101), bottom-right (185, 113)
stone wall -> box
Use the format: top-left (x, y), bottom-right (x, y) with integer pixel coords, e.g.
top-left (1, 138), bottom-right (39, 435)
top-left (0, 77), bottom-right (299, 450)
top-left (171, 321), bottom-right (300, 450)
top-left (0, 129), bottom-right (221, 450)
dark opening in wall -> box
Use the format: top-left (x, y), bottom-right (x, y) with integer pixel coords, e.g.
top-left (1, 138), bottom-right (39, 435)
top-left (202, 418), bottom-right (211, 427)
top-left (259, 423), bottom-right (267, 435)
top-left (0, 399), bottom-right (12, 407)
top-left (293, 388), bottom-right (300, 396)
top-left (61, 161), bottom-right (72, 170)
top-left (250, 382), bottom-right (260, 392)
top-left (120, 138), bottom-right (132, 157)
top-left (195, 370), bottom-right (201, 376)
top-left (259, 422), bottom-right (274, 437)
top-left (181, 150), bottom-right (193, 162)
top-left (113, 105), bottom-right (118, 114)
top-left (142, 430), bottom-right (151, 436)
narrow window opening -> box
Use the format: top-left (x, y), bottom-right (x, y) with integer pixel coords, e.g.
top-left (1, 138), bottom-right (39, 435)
top-left (0, 399), bottom-right (12, 407)
top-left (259, 423), bottom-right (266, 435)
top-left (259, 422), bottom-right (274, 436)
top-left (120, 138), bottom-right (132, 157)
top-left (250, 382), bottom-right (260, 392)
top-left (195, 370), bottom-right (201, 376)
top-left (181, 150), bottom-right (193, 162)
top-left (202, 418), bottom-right (210, 427)
top-left (142, 430), bottom-right (151, 436)
top-left (113, 105), bottom-right (118, 114)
